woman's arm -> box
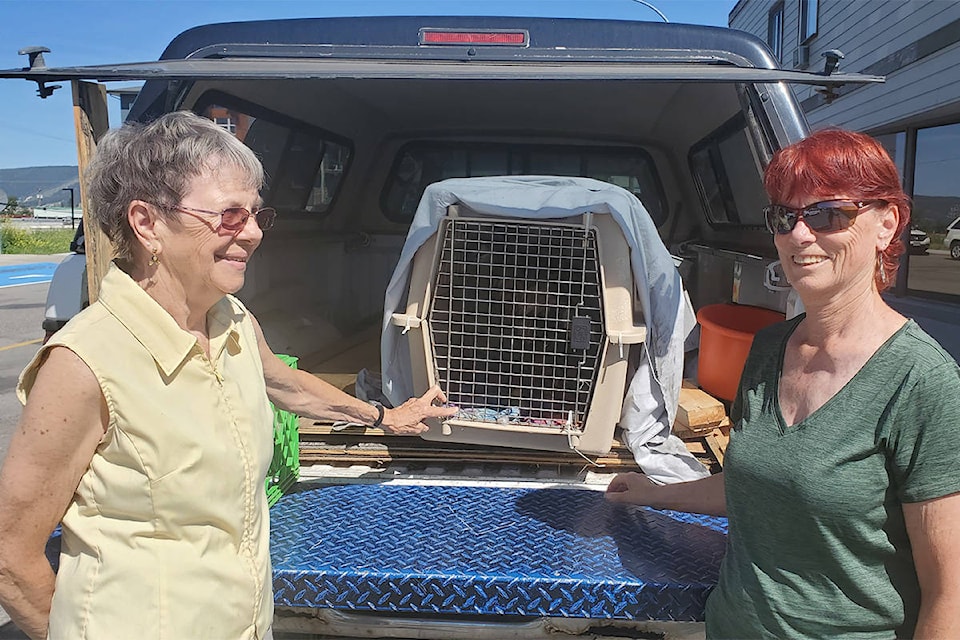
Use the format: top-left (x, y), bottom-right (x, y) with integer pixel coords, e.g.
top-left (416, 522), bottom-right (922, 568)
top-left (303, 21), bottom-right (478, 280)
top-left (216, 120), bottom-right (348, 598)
top-left (604, 471), bottom-right (726, 516)
top-left (0, 347), bottom-right (106, 639)
top-left (249, 314), bottom-right (457, 434)
top-left (903, 492), bottom-right (960, 639)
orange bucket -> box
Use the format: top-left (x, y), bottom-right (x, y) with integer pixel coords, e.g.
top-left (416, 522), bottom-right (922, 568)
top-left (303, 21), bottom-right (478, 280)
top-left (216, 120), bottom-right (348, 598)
top-left (696, 303), bottom-right (785, 402)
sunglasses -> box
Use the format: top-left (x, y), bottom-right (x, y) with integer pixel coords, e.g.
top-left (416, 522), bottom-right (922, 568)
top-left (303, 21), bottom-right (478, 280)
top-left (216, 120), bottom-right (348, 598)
top-left (762, 199), bottom-right (885, 235)
top-left (173, 204), bottom-right (277, 231)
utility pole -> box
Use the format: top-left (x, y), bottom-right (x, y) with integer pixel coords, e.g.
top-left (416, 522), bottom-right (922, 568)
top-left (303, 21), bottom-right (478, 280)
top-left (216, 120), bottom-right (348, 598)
top-left (63, 187), bottom-right (76, 229)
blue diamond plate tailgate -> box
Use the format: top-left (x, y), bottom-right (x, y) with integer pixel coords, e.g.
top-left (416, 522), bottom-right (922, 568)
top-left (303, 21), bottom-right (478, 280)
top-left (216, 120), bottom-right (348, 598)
top-left (270, 484), bottom-right (727, 621)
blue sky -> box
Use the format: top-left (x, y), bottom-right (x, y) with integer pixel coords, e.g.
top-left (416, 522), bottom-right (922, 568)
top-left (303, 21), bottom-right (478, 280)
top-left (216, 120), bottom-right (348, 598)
top-left (0, 0), bottom-right (737, 170)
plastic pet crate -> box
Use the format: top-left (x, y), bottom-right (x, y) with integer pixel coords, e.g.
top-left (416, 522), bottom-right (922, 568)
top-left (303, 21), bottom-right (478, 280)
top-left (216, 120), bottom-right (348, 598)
top-left (393, 208), bottom-right (645, 455)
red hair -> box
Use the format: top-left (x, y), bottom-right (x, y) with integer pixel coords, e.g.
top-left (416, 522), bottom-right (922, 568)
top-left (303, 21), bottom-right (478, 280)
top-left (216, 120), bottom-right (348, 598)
top-left (763, 129), bottom-right (910, 292)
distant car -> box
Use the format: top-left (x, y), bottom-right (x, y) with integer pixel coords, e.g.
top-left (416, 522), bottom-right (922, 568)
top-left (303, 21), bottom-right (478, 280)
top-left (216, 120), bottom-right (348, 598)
top-left (909, 226), bottom-right (931, 255)
top-left (946, 216), bottom-right (960, 260)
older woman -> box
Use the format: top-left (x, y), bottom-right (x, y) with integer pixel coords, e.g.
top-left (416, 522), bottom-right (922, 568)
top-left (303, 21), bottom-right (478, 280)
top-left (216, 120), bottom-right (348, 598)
top-left (0, 111), bottom-right (456, 640)
top-left (606, 129), bottom-right (960, 638)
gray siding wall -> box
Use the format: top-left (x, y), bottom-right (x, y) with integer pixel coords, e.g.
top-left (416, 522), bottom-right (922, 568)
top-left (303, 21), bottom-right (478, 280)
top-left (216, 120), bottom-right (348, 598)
top-left (729, 0), bottom-right (773, 46)
top-left (730, 0), bottom-right (960, 134)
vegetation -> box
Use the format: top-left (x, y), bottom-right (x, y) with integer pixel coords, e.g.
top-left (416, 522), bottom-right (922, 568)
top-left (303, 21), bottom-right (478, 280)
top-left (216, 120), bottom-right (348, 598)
top-left (0, 222), bottom-right (74, 254)
top-left (1, 197), bottom-right (30, 218)
top-left (929, 232), bottom-right (946, 251)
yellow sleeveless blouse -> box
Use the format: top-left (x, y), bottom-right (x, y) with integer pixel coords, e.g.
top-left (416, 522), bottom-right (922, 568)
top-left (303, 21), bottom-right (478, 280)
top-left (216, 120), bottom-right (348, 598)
top-left (18, 264), bottom-right (273, 639)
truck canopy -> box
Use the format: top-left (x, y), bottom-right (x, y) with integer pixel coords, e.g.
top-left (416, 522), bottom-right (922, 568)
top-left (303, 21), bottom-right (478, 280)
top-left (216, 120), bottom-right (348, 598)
top-left (2, 16), bottom-right (881, 125)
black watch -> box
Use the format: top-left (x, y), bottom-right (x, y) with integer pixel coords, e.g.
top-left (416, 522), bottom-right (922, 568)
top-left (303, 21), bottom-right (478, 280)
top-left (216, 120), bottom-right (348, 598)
top-left (369, 401), bottom-right (385, 428)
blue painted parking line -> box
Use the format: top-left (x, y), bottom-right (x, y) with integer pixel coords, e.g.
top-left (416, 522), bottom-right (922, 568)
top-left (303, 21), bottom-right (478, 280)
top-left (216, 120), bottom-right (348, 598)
top-left (0, 262), bottom-right (58, 288)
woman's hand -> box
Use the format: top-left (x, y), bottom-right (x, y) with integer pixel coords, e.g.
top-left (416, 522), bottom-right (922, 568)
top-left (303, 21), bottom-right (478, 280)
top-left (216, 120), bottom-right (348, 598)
top-left (605, 472), bottom-right (661, 506)
top-left (381, 385), bottom-right (459, 435)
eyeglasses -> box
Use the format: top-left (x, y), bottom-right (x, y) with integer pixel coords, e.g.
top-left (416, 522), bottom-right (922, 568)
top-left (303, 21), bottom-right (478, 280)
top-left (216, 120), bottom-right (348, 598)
top-left (763, 199), bottom-right (885, 235)
top-left (173, 204), bottom-right (276, 231)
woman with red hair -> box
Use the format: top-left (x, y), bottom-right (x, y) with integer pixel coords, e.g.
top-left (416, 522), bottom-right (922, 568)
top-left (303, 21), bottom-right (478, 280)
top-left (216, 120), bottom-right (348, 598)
top-left (607, 129), bottom-right (960, 638)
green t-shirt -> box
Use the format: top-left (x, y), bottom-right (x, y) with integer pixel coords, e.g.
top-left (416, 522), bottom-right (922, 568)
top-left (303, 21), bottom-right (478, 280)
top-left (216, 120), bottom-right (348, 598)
top-left (705, 317), bottom-right (960, 639)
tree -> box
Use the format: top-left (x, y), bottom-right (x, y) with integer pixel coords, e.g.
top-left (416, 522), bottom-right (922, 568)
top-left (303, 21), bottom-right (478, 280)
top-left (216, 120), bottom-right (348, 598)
top-left (1, 196), bottom-right (19, 215)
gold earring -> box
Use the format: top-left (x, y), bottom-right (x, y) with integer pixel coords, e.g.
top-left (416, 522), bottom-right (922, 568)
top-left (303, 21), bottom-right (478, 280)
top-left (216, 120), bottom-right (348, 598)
top-left (148, 247), bottom-right (160, 267)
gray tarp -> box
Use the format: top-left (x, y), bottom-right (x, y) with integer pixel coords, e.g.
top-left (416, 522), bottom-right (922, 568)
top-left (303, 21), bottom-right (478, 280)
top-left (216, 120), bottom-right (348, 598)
top-left (381, 176), bottom-right (708, 482)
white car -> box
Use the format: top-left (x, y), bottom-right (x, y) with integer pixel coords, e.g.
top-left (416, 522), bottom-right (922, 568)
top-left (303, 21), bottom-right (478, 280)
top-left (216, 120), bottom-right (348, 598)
top-left (909, 226), bottom-right (931, 255)
top-left (946, 216), bottom-right (960, 260)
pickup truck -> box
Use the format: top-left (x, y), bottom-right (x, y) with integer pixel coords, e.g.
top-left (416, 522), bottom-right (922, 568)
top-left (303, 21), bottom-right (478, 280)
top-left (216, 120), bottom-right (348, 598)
top-left (3, 14), bottom-right (880, 639)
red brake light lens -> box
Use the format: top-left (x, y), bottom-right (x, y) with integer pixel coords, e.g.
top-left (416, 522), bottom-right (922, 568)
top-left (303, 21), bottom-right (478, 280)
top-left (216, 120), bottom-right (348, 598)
top-left (419, 30), bottom-right (528, 46)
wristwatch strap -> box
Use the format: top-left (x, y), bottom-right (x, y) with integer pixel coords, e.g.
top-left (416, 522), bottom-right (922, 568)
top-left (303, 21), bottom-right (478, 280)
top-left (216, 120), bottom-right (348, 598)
top-left (369, 401), bottom-right (385, 428)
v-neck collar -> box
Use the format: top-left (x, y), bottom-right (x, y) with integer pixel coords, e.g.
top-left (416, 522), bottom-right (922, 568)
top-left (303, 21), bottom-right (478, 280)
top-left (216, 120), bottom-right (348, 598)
top-left (774, 316), bottom-right (912, 434)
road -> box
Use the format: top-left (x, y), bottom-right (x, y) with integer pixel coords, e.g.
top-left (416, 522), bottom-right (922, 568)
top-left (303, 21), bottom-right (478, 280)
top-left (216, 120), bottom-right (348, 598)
top-left (0, 257), bottom-right (59, 461)
top-left (0, 254), bottom-right (59, 638)
top-left (907, 249), bottom-right (960, 296)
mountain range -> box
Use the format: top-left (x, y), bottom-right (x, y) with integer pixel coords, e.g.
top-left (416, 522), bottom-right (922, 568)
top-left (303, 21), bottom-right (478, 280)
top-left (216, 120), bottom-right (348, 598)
top-left (912, 194), bottom-right (960, 232)
top-left (0, 166), bottom-right (81, 209)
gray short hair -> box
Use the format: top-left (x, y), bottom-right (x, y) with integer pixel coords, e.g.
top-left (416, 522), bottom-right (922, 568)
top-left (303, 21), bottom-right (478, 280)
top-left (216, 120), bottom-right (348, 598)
top-left (85, 111), bottom-right (265, 267)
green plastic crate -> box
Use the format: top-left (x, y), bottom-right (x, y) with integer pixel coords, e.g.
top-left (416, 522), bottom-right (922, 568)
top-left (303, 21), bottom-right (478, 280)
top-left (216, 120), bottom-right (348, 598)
top-left (265, 354), bottom-right (300, 507)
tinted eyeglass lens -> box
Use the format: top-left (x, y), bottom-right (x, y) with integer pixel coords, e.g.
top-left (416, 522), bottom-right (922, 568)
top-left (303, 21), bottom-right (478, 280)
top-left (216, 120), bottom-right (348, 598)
top-left (764, 202), bottom-right (863, 235)
top-left (764, 206), bottom-right (793, 234)
top-left (219, 208), bottom-right (250, 230)
top-left (219, 207), bottom-right (276, 230)
top-left (254, 208), bottom-right (276, 230)
top-left (815, 204), bottom-right (859, 231)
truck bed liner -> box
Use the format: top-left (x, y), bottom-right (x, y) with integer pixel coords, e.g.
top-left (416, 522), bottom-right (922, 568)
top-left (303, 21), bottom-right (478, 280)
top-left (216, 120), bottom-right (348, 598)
top-left (270, 483), bottom-right (727, 621)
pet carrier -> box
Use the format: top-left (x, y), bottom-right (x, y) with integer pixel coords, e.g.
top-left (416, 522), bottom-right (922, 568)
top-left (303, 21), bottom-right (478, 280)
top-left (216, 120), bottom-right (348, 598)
top-left (392, 204), bottom-right (645, 454)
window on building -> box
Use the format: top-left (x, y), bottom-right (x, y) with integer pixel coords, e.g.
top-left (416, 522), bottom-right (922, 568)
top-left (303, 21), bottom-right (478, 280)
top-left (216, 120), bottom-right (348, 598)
top-left (910, 122), bottom-right (960, 297)
top-left (874, 132), bottom-right (906, 183)
top-left (799, 0), bottom-right (818, 43)
top-left (767, 3), bottom-right (784, 61)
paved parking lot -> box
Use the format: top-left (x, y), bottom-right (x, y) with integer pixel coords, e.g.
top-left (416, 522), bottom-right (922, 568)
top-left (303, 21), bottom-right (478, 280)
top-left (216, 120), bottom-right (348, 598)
top-left (906, 249), bottom-right (960, 298)
top-left (0, 254), bottom-right (53, 636)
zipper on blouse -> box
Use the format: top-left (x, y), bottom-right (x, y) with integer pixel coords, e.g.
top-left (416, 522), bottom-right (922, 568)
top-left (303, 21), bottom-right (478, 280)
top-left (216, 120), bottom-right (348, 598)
top-left (198, 346), bottom-right (224, 384)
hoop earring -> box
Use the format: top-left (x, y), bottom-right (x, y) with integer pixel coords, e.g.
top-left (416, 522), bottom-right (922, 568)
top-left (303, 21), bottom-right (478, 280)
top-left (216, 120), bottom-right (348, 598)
top-left (148, 247), bottom-right (160, 267)
top-left (877, 253), bottom-right (887, 284)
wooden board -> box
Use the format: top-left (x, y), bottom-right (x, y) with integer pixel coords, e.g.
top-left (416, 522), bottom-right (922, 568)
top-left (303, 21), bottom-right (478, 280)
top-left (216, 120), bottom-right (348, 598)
top-left (673, 414), bottom-right (731, 439)
top-left (704, 428), bottom-right (730, 466)
top-left (72, 80), bottom-right (112, 302)
top-left (677, 380), bottom-right (727, 431)
top-left (297, 419), bottom-right (724, 473)
top-left (298, 420), bottom-right (639, 468)
top-left (294, 357), bottom-right (729, 473)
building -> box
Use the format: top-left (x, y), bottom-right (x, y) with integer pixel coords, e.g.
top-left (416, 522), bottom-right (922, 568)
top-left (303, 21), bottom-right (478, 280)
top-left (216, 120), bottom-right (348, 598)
top-left (33, 205), bottom-right (83, 221)
top-left (729, 0), bottom-right (960, 301)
